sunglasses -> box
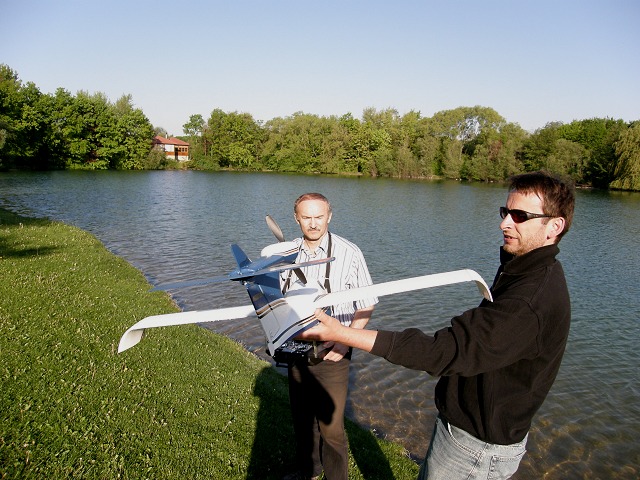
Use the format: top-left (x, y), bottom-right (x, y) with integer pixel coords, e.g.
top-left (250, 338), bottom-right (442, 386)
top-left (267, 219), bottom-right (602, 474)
top-left (500, 207), bottom-right (553, 223)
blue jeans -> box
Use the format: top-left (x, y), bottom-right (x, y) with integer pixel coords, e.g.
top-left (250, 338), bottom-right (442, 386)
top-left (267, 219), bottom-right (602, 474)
top-left (418, 415), bottom-right (527, 480)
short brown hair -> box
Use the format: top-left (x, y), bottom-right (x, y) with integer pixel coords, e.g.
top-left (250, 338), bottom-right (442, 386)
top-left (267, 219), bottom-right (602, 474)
top-left (508, 171), bottom-right (575, 242)
top-left (293, 193), bottom-right (332, 214)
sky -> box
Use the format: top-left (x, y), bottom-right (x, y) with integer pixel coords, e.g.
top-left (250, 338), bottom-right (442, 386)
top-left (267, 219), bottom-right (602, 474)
top-left (1, 0), bottom-right (639, 136)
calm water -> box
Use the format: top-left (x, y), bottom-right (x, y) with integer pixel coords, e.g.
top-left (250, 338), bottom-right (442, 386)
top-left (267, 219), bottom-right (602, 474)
top-left (1, 171), bottom-right (638, 478)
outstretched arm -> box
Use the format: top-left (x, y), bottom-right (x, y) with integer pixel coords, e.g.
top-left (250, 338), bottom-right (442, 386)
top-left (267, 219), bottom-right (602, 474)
top-left (299, 308), bottom-right (378, 353)
top-left (350, 305), bottom-right (374, 330)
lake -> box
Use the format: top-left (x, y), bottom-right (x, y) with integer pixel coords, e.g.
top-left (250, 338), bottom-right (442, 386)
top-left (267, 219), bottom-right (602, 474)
top-left (1, 170), bottom-right (638, 478)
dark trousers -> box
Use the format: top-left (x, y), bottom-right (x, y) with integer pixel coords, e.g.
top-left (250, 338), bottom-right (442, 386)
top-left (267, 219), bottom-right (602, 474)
top-left (288, 354), bottom-right (351, 480)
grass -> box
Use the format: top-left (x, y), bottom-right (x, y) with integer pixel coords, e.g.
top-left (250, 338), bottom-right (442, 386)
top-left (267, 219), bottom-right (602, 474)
top-left (0, 208), bottom-right (419, 479)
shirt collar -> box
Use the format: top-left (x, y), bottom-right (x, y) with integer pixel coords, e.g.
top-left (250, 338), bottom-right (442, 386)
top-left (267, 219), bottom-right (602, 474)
top-left (300, 232), bottom-right (330, 257)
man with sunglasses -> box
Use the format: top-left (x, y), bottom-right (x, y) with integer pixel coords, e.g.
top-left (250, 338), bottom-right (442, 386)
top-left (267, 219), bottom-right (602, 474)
top-left (299, 171), bottom-right (576, 479)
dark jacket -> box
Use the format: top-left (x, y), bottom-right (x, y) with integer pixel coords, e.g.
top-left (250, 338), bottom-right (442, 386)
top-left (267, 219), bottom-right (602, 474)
top-left (370, 244), bottom-right (570, 444)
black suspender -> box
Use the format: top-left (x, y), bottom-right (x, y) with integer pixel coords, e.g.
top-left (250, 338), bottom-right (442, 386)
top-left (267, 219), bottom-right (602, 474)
top-left (324, 232), bottom-right (332, 293)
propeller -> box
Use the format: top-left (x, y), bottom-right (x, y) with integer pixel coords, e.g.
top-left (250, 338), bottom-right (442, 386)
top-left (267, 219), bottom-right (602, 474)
top-left (266, 214), bottom-right (307, 285)
top-left (266, 214), bottom-right (285, 242)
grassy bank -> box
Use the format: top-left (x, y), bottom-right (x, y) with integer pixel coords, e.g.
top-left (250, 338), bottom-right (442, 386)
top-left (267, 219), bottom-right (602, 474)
top-left (0, 208), bottom-right (419, 479)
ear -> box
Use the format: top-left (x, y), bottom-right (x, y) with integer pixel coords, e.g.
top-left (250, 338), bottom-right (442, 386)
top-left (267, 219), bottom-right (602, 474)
top-left (327, 211), bottom-right (332, 223)
top-left (546, 217), bottom-right (566, 241)
top-left (294, 212), bottom-right (301, 225)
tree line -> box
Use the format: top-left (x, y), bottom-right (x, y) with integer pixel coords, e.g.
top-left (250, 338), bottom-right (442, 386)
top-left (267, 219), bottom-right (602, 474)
top-left (2, 64), bottom-right (639, 190)
top-left (0, 65), bottom-right (163, 170)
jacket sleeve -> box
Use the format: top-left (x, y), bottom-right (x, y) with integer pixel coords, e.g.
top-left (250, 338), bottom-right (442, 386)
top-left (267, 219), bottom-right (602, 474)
top-left (370, 298), bottom-right (541, 377)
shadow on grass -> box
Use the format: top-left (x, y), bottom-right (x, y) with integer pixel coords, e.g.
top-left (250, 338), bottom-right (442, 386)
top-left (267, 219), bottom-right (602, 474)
top-left (247, 366), bottom-right (298, 479)
top-left (248, 365), bottom-right (395, 480)
top-left (0, 209), bottom-right (58, 258)
top-left (346, 420), bottom-right (396, 479)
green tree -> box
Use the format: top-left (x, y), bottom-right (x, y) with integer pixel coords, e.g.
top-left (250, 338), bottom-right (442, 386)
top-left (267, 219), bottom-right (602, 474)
top-left (315, 115), bottom-right (351, 174)
top-left (154, 126), bottom-right (168, 137)
top-left (1, 63), bottom-right (637, 185)
top-left (414, 133), bottom-right (440, 178)
top-left (36, 88), bottom-right (77, 169)
top-left (341, 114), bottom-right (374, 174)
top-left (61, 91), bottom-right (113, 169)
top-left (546, 138), bottom-right (588, 180)
top-left (182, 114), bottom-right (206, 165)
top-left (611, 122), bottom-right (640, 190)
top-left (12, 82), bottom-right (50, 169)
top-left (392, 110), bottom-right (423, 178)
top-left (0, 65), bottom-right (54, 169)
top-left (465, 122), bottom-right (527, 181)
top-left (111, 96), bottom-right (155, 169)
top-left (183, 114), bottom-right (204, 137)
top-left (0, 65), bottom-right (23, 168)
top-left (359, 108), bottom-right (397, 176)
top-left (198, 109), bottom-right (262, 170)
top-left (522, 123), bottom-right (562, 172)
top-left (558, 118), bottom-right (627, 187)
top-left (428, 106), bottom-right (506, 179)
top-left (262, 112), bottom-right (343, 173)
top-left (359, 122), bottom-right (393, 177)
top-left (334, 113), bottom-right (362, 173)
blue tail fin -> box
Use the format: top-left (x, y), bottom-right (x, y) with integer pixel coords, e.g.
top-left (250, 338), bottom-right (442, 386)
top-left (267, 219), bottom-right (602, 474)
top-left (231, 244), bottom-right (251, 268)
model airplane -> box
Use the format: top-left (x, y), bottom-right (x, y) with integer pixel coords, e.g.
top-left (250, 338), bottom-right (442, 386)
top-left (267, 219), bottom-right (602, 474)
top-left (117, 216), bottom-right (493, 354)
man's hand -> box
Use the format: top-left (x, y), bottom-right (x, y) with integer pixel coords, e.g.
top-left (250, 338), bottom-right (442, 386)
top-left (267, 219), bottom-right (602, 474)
top-left (294, 309), bottom-right (347, 361)
top-left (298, 308), bottom-right (378, 353)
top-left (298, 308), bottom-right (342, 342)
top-left (305, 310), bottom-right (348, 362)
top-left (322, 341), bottom-right (349, 362)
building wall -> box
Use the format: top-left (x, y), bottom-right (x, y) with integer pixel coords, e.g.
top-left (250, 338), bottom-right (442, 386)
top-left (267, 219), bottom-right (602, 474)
top-left (176, 146), bottom-right (189, 161)
top-left (153, 137), bottom-right (189, 161)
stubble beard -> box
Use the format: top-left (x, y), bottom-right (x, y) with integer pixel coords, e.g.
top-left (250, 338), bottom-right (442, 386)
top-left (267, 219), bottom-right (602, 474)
top-left (503, 228), bottom-right (547, 257)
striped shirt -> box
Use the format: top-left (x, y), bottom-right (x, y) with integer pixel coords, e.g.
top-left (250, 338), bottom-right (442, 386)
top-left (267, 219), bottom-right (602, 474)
top-left (281, 232), bottom-right (378, 326)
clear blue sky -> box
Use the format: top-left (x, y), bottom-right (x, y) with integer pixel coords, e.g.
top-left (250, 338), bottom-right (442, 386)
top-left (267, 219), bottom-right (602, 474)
top-left (2, 0), bottom-right (638, 136)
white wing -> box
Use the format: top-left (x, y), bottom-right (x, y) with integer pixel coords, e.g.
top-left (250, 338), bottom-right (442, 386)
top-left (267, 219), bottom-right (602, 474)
top-left (313, 269), bottom-right (492, 308)
top-left (118, 269), bottom-right (492, 354)
top-left (117, 305), bottom-right (255, 353)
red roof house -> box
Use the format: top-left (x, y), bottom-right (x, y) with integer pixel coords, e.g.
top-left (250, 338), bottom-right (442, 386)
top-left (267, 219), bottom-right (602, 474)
top-left (152, 136), bottom-right (190, 162)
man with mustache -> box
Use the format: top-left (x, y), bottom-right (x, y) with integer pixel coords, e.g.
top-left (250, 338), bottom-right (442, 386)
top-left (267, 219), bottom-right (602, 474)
top-left (281, 192), bottom-right (377, 480)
